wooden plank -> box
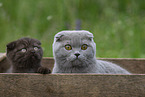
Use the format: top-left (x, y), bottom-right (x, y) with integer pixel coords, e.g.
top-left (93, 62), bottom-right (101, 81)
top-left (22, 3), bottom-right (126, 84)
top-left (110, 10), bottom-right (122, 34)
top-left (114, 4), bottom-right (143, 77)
top-left (0, 53), bottom-right (145, 74)
top-left (42, 57), bottom-right (54, 71)
top-left (0, 74), bottom-right (144, 97)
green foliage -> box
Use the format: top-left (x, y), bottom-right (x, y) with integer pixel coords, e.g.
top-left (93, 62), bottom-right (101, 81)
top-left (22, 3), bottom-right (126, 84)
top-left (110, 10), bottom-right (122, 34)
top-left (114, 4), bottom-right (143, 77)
top-left (0, 0), bottom-right (145, 58)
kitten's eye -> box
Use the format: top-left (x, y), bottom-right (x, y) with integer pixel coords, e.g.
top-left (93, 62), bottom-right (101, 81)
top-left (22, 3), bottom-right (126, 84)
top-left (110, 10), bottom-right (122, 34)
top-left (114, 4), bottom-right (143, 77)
top-left (34, 47), bottom-right (39, 51)
top-left (21, 48), bottom-right (27, 53)
top-left (65, 45), bottom-right (72, 50)
top-left (81, 44), bottom-right (88, 50)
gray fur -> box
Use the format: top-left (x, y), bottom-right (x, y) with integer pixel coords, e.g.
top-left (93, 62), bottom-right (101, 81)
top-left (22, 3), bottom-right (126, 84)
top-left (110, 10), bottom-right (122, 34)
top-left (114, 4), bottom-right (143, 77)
top-left (52, 30), bottom-right (130, 74)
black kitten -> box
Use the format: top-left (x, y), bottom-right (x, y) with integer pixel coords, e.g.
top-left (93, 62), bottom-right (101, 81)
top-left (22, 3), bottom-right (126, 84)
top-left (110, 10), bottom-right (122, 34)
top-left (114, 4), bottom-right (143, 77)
top-left (6, 37), bottom-right (51, 74)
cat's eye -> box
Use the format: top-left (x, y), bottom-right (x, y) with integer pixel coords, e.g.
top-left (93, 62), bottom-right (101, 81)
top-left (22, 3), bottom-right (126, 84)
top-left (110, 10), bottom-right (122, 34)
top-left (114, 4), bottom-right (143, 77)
top-left (21, 48), bottom-right (27, 53)
top-left (81, 44), bottom-right (88, 50)
top-left (34, 47), bottom-right (39, 51)
top-left (65, 45), bottom-right (72, 50)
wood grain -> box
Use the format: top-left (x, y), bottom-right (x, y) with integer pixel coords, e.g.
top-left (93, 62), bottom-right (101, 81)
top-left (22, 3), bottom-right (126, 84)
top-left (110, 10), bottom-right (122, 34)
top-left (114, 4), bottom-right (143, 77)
top-left (0, 53), bottom-right (145, 97)
top-left (0, 53), bottom-right (145, 74)
top-left (0, 74), bottom-right (144, 97)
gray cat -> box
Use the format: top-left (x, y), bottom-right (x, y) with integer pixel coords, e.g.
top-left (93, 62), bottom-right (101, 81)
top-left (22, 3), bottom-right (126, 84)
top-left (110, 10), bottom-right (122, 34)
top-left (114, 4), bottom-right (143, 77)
top-left (52, 30), bottom-right (130, 74)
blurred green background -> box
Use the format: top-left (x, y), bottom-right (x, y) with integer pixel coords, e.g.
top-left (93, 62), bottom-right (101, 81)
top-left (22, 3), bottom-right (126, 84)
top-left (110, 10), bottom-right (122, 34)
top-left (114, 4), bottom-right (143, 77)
top-left (0, 0), bottom-right (145, 58)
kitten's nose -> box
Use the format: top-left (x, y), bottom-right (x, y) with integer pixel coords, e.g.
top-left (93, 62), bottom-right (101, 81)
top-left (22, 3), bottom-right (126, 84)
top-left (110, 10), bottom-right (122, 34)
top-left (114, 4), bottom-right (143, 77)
top-left (31, 51), bottom-right (35, 53)
top-left (74, 53), bottom-right (80, 57)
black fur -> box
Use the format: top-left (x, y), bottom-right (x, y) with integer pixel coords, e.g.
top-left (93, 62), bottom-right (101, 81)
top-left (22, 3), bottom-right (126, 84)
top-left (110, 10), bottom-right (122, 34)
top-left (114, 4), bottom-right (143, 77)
top-left (6, 37), bottom-right (51, 74)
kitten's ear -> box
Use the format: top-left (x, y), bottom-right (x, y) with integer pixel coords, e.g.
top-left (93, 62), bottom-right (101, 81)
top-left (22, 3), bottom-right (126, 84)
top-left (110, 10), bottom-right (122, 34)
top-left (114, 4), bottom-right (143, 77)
top-left (55, 34), bottom-right (64, 42)
top-left (6, 41), bottom-right (16, 50)
top-left (38, 42), bottom-right (41, 45)
top-left (36, 40), bottom-right (41, 45)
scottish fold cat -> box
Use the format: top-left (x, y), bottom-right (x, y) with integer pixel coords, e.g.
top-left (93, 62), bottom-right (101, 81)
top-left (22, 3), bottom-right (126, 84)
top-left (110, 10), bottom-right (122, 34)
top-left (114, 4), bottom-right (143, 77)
top-left (6, 37), bottom-right (51, 74)
top-left (52, 30), bottom-right (130, 74)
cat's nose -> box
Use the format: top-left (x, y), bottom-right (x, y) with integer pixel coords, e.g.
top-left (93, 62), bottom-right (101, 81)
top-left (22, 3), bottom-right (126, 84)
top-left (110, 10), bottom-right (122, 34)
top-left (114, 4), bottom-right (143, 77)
top-left (74, 53), bottom-right (80, 57)
top-left (31, 51), bottom-right (35, 53)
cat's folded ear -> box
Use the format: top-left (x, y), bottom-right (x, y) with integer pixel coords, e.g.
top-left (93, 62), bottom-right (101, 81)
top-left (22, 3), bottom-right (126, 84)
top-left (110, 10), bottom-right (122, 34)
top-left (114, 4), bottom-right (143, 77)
top-left (32, 38), bottom-right (41, 45)
top-left (6, 41), bottom-right (16, 50)
top-left (36, 40), bottom-right (41, 45)
top-left (55, 34), bottom-right (64, 42)
top-left (87, 33), bottom-right (94, 41)
top-left (38, 41), bottom-right (41, 45)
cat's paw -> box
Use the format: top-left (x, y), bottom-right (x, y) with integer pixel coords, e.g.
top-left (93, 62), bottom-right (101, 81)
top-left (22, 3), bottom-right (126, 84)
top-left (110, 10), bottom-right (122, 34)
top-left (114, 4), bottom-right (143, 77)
top-left (37, 67), bottom-right (51, 74)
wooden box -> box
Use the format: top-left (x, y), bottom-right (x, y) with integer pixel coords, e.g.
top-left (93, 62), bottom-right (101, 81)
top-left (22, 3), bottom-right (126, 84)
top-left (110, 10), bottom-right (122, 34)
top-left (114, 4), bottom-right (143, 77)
top-left (0, 53), bottom-right (145, 97)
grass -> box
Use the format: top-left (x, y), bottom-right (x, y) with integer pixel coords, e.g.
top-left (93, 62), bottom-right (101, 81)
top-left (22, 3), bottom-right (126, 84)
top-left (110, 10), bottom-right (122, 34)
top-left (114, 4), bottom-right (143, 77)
top-left (0, 0), bottom-right (145, 58)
